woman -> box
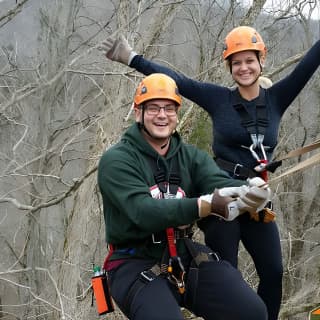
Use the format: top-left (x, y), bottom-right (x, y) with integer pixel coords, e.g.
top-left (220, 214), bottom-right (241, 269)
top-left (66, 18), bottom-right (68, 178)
top-left (101, 26), bottom-right (320, 320)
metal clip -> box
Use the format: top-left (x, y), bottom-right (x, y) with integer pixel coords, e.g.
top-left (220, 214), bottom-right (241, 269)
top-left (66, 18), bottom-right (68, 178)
top-left (209, 252), bottom-right (220, 261)
top-left (167, 256), bottom-right (186, 294)
top-left (151, 234), bottom-right (162, 244)
top-left (249, 143), bottom-right (268, 162)
top-left (259, 143), bottom-right (267, 160)
top-left (140, 270), bottom-right (156, 282)
top-left (249, 144), bottom-right (261, 162)
top-left (233, 163), bottom-right (243, 177)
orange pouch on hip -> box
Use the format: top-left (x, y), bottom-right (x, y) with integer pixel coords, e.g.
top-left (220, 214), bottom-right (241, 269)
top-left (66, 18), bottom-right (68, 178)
top-left (91, 274), bottom-right (114, 315)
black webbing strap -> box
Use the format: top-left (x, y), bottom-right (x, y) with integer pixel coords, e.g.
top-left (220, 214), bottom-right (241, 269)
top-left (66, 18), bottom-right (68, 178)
top-left (215, 158), bottom-right (258, 179)
top-left (183, 238), bottom-right (220, 266)
top-left (232, 88), bottom-right (269, 146)
top-left (122, 263), bottom-right (162, 316)
top-left (146, 155), bottom-right (181, 195)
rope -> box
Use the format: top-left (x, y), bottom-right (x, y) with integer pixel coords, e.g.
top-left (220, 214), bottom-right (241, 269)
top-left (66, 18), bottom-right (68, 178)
top-left (269, 152), bottom-right (320, 183)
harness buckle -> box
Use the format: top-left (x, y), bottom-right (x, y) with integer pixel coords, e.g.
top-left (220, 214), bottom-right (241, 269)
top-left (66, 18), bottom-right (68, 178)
top-left (151, 233), bottom-right (162, 244)
top-left (209, 252), bottom-right (220, 261)
top-left (140, 270), bottom-right (157, 282)
top-left (233, 163), bottom-right (243, 177)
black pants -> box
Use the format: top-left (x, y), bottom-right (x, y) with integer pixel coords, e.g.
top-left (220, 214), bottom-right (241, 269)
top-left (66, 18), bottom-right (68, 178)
top-left (201, 213), bottom-right (283, 320)
top-left (108, 255), bottom-right (267, 320)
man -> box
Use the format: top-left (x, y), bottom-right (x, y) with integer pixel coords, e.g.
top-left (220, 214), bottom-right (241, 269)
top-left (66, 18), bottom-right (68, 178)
top-left (98, 73), bottom-right (269, 319)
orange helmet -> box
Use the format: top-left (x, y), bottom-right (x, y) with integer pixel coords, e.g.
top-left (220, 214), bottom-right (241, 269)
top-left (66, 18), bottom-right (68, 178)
top-left (222, 26), bottom-right (266, 60)
top-left (134, 73), bottom-right (181, 108)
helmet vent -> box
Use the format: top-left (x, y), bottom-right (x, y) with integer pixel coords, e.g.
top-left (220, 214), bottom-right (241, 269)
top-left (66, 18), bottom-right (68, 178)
top-left (141, 86), bottom-right (147, 94)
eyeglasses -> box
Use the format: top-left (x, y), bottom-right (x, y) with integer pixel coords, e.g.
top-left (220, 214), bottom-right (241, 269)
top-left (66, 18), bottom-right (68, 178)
top-left (144, 104), bottom-right (178, 116)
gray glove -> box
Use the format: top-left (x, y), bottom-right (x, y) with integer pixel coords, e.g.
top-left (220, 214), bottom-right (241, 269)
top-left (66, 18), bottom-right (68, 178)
top-left (198, 187), bottom-right (244, 220)
top-left (198, 178), bottom-right (271, 220)
top-left (100, 35), bottom-right (137, 65)
top-left (237, 177), bottom-right (271, 213)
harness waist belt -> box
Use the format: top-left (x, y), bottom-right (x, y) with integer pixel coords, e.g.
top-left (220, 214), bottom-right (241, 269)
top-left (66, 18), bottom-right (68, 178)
top-left (113, 227), bottom-right (194, 250)
top-left (152, 227), bottom-right (193, 244)
top-left (215, 158), bottom-right (257, 179)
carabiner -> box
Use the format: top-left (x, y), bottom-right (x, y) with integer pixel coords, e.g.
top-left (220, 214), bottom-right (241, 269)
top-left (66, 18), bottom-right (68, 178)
top-left (250, 143), bottom-right (268, 179)
top-left (168, 256), bottom-right (186, 294)
top-left (259, 143), bottom-right (267, 161)
top-left (249, 144), bottom-right (261, 162)
top-left (250, 143), bottom-right (268, 162)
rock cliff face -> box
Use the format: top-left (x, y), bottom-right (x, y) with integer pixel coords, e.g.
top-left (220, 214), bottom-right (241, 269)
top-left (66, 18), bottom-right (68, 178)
top-left (0, 1), bottom-right (319, 319)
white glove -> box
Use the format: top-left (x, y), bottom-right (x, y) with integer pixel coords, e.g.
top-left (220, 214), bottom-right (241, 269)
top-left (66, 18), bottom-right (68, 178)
top-left (99, 35), bottom-right (137, 65)
top-left (236, 177), bottom-right (271, 213)
top-left (247, 177), bottom-right (269, 188)
top-left (198, 180), bottom-right (271, 220)
top-left (218, 185), bottom-right (249, 198)
top-left (198, 188), bottom-right (242, 221)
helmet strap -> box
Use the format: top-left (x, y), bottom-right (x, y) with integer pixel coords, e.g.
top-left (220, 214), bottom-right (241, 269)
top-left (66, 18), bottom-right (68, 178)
top-left (235, 74), bottom-right (260, 88)
top-left (139, 105), bottom-right (151, 136)
top-left (160, 139), bottom-right (170, 149)
top-left (227, 57), bottom-right (232, 73)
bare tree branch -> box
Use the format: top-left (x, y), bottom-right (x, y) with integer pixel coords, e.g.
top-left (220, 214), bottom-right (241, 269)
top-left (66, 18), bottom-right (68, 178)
top-left (240, 0), bottom-right (267, 26)
top-left (0, 0), bottom-right (30, 28)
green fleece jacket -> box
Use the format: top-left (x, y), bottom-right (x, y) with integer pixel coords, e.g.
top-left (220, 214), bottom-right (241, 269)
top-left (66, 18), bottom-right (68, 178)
top-left (98, 123), bottom-right (246, 261)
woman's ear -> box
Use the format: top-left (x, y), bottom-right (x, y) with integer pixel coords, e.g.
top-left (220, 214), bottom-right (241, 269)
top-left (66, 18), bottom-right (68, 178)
top-left (260, 55), bottom-right (266, 68)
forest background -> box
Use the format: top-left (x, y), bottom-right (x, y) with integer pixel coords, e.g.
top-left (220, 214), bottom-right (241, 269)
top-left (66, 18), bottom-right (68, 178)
top-left (0, 0), bottom-right (320, 319)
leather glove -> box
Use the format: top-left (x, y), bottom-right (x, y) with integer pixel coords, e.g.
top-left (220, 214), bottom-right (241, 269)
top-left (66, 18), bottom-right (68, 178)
top-left (198, 188), bottom-right (244, 221)
top-left (237, 177), bottom-right (271, 214)
top-left (100, 35), bottom-right (137, 65)
top-left (247, 177), bottom-right (269, 188)
top-left (198, 179), bottom-right (271, 220)
top-left (246, 177), bottom-right (275, 222)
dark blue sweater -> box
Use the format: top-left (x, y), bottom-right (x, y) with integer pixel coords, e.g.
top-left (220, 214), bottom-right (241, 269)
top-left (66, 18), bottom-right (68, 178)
top-left (131, 40), bottom-right (320, 169)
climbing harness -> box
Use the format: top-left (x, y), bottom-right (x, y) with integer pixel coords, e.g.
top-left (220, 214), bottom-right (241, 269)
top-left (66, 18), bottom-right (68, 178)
top-left (232, 88), bottom-right (277, 222)
top-left (215, 88), bottom-right (273, 180)
top-left (102, 156), bottom-right (192, 316)
top-left (147, 155), bottom-right (187, 294)
top-left (232, 88), bottom-right (269, 167)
